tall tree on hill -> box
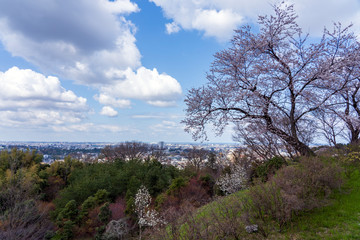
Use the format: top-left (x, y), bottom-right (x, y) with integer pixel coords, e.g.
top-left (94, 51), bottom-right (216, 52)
top-left (182, 3), bottom-right (359, 156)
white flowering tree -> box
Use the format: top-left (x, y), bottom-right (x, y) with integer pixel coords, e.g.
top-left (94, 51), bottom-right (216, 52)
top-left (216, 165), bottom-right (248, 195)
top-left (135, 185), bottom-right (164, 239)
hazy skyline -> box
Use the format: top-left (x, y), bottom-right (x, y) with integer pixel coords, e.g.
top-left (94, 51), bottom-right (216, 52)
top-left (0, 0), bottom-right (359, 142)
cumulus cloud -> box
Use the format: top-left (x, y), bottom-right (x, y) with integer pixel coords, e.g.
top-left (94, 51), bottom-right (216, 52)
top-left (0, 67), bottom-right (88, 127)
top-left (150, 0), bottom-right (360, 40)
top-left (288, 0), bottom-right (360, 35)
top-left (0, 0), bottom-right (183, 109)
top-left (0, 0), bottom-right (142, 85)
top-left (100, 106), bottom-right (119, 117)
top-left (100, 67), bottom-right (182, 107)
top-left (94, 94), bottom-right (131, 109)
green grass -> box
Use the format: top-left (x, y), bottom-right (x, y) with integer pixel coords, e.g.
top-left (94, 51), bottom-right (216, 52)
top-left (270, 168), bottom-right (360, 240)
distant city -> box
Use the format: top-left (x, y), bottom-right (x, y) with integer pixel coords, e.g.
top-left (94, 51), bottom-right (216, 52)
top-left (0, 141), bottom-right (241, 168)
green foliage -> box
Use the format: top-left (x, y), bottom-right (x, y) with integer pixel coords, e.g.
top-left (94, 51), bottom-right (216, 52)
top-left (59, 220), bottom-right (75, 240)
top-left (78, 196), bottom-right (97, 221)
top-left (57, 200), bottom-right (78, 224)
top-left (44, 230), bottom-right (56, 240)
top-left (125, 175), bottom-right (142, 201)
top-left (94, 225), bottom-right (106, 240)
top-left (345, 151), bottom-right (360, 163)
top-left (155, 193), bottom-right (166, 210)
top-left (42, 156), bottom-right (83, 185)
top-left (0, 148), bottom-right (43, 178)
top-left (125, 196), bottom-right (135, 215)
top-left (54, 160), bottom-right (178, 214)
top-left (94, 189), bottom-right (110, 204)
top-left (167, 177), bottom-right (187, 195)
top-left (98, 202), bottom-right (111, 224)
top-left (252, 156), bottom-right (287, 182)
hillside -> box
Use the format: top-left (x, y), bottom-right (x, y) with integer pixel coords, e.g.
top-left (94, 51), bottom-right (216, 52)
top-left (150, 153), bottom-right (360, 240)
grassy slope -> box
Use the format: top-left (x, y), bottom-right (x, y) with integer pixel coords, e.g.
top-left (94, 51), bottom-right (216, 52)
top-left (190, 168), bottom-right (360, 240)
top-left (270, 169), bottom-right (360, 240)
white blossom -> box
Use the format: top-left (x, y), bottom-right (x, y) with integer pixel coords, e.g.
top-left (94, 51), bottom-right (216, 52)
top-left (216, 165), bottom-right (248, 195)
top-left (135, 185), bottom-right (165, 228)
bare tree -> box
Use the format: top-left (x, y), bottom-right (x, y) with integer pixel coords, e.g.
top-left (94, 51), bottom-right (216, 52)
top-left (182, 146), bottom-right (209, 173)
top-left (102, 141), bottom-right (150, 161)
top-left (182, 3), bottom-right (359, 156)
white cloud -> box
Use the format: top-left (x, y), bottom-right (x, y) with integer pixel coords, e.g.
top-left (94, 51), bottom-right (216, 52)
top-left (151, 120), bottom-right (179, 133)
top-left (147, 100), bottom-right (177, 107)
top-left (150, 0), bottom-right (250, 40)
top-left (0, 67), bottom-right (89, 127)
top-left (52, 123), bottom-right (135, 133)
top-left (100, 67), bottom-right (182, 107)
top-left (0, 0), bottom-right (184, 109)
top-left (100, 106), bottom-right (119, 117)
top-left (192, 9), bottom-right (243, 39)
top-left (150, 0), bottom-right (360, 40)
top-left (0, 0), bottom-right (141, 85)
top-left (288, 0), bottom-right (360, 36)
top-left (132, 114), bottom-right (182, 119)
top-left (166, 22), bottom-right (181, 34)
top-left (94, 94), bottom-right (131, 109)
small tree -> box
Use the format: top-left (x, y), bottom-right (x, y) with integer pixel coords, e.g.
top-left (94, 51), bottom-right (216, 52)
top-left (182, 146), bottom-right (209, 173)
top-left (135, 185), bottom-right (164, 239)
top-left (216, 165), bottom-right (248, 195)
top-left (98, 202), bottom-right (111, 224)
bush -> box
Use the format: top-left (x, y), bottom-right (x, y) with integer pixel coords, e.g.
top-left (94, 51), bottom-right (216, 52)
top-left (243, 157), bottom-right (343, 236)
top-left (251, 156), bottom-right (287, 182)
top-left (98, 203), bottom-right (112, 224)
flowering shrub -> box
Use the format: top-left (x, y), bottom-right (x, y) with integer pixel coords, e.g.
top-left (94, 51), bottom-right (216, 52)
top-left (216, 165), bottom-right (248, 195)
top-left (135, 186), bottom-right (165, 228)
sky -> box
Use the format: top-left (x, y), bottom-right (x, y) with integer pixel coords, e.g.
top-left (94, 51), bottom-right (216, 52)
top-left (0, 0), bottom-right (359, 143)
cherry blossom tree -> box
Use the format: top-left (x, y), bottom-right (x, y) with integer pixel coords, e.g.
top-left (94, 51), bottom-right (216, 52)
top-left (182, 3), bottom-right (359, 156)
top-left (335, 67), bottom-right (360, 144)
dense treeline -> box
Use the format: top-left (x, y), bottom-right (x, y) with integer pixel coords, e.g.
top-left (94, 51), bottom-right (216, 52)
top-left (0, 147), bottom-right (217, 239)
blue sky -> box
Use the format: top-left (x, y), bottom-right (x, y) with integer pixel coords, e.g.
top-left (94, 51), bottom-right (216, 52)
top-left (0, 0), bottom-right (359, 143)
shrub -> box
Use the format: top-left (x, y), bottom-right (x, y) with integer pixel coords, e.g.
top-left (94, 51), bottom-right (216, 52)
top-left (98, 202), bottom-right (112, 224)
top-left (243, 157), bottom-right (343, 236)
top-left (94, 189), bottom-right (110, 204)
top-left (251, 156), bottom-right (287, 182)
top-left (216, 164), bottom-right (248, 195)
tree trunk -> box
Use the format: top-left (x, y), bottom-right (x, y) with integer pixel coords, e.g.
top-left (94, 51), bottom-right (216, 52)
top-left (350, 130), bottom-right (360, 144)
top-left (265, 118), bottom-right (315, 156)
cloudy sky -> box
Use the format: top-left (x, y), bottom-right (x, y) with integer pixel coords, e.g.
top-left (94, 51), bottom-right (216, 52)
top-left (0, 0), bottom-right (359, 142)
